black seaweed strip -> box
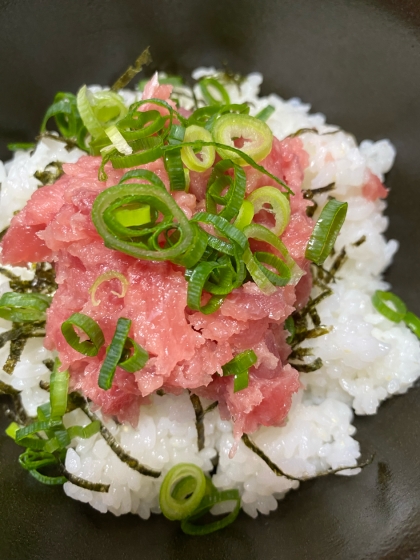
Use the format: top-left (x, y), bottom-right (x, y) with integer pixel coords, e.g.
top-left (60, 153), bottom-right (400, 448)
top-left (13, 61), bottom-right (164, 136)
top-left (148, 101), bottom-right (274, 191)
top-left (242, 434), bottom-right (374, 481)
top-left (189, 393), bottom-right (205, 451)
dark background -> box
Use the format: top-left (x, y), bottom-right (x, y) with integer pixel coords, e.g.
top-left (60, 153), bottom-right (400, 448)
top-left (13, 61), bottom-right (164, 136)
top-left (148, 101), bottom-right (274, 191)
top-left (1, 1), bottom-right (420, 558)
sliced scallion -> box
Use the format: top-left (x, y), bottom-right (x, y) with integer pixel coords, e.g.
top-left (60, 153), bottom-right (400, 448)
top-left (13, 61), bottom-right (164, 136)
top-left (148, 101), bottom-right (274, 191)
top-left (199, 77), bottom-right (230, 106)
top-left (247, 186), bottom-right (291, 236)
top-left (372, 290), bottom-right (407, 323)
top-left (212, 113), bottom-right (273, 165)
top-left (49, 360), bottom-right (69, 419)
top-left (181, 125), bottom-right (215, 172)
top-left (0, 292), bottom-right (51, 322)
top-left (255, 105), bottom-right (275, 122)
top-left (305, 198), bottom-right (348, 265)
top-left (404, 311), bottom-right (420, 338)
top-left (98, 317), bottom-right (131, 390)
top-left (61, 313), bottom-right (105, 357)
top-left (89, 271), bottom-right (129, 306)
top-left (159, 463), bottom-right (207, 520)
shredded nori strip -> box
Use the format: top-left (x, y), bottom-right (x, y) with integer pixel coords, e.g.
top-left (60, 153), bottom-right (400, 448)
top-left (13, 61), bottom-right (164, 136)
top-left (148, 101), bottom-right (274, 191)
top-left (3, 333), bottom-right (29, 374)
top-left (289, 347), bottom-right (314, 360)
top-left (303, 183), bottom-right (336, 218)
top-left (111, 47), bottom-right (152, 91)
top-left (81, 404), bottom-right (161, 478)
top-left (328, 247), bottom-right (348, 278)
top-left (291, 326), bottom-right (331, 347)
top-left (0, 263), bottom-right (57, 295)
top-left (204, 401), bottom-right (218, 415)
top-left (0, 379), bottom-right (20, 396)
top-left (353, 235), bottom-right (366, 247)
top-left (242, 433), bottom-right (374, 481)
top-left (189, 392), bottom-right (205, 451)
top-left (289, 357), bottom-right (323, 373)
top-left (309, 307), bottom-right (321, 327)
top-left (287, 127), bottom-right (318, 138)
top-left (0, 228), bottom-right (8, 242)
top-left (62, 469), bottom-right (110, 493)
top-left (34, 161), bottom-right (64, 186)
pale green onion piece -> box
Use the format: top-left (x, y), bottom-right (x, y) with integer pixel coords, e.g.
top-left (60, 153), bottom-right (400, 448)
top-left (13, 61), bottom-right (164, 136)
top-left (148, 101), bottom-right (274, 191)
top-left (212, 113), bottom-right (273, 165)
top-left (305, 198), bottom-right (348, 265)
top-left (114, 204), bottom-right (151, 228)
top-left (233, 200), bottom-right (254, 230)
top-left (255, 105), bottom-right (275, 122)
top-left (76, 86), bottom-right (106, 139)
top-left (49, 360), bottom-right (69, 419)
top-left (404, 311), bottom-right (420, 338)
top-left (105, 125), bottom-right (133, 155)
top-left (247, 186), bottom-right (291, 236)
top-left (181, 125), bottom-right (215, 172)
top-left (159, 463), bottom-right (207, 520)
top-left (89, 271), bottom-right (129, 307)
top-left (372, 291), bottom-right (407, 323)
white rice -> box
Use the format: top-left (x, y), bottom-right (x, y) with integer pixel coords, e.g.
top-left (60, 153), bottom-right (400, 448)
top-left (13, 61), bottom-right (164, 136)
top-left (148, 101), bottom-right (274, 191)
top-left (1, 69), bottom-right (419, 521)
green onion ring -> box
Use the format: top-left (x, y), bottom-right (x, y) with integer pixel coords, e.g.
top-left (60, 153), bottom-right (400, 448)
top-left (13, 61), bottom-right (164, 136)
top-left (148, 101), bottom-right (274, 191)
top-left (118, 337), bottom-right (149, 373)
top-left (404, 311), bottom-right (420, 338)
top-left (206, 159), bottom-right (247, 222)
top-left (61, 313), bottom-right (105, 357)
top-left (222, 350), bottom-right (257, 376)
top-left (49, 360), bottom-right (69, 420)
top-left (255, 105), bottom-right (276, 122)
top-left (305, 198), bottom-right (348, 265)
top-left (180, 488), bottom-right (241, 535)
top-left (98, 317), bottom-right (132, 390)
top-left (247, 186), bottom-right (291, 236)
top-left (0, 292), bottom-right (51, 322)
top-left (186, 261), bottom-right (227, 314)
top-left (198, 77), bottom-right (230, 106)
top-left (372, 290), bottom-right (407, 323)
top-left (159, 463), bottom-right (207, 521)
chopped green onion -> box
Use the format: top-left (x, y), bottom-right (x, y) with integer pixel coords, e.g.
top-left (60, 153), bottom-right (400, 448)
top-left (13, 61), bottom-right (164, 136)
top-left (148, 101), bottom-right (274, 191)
top-left (181, 125), bottom-right (215, 172)
top-left (199, 77), bottom-right (230, 106)
top-left (247, 186), bottom-right (291, 236)
top-left (40, 92), bottom-right (84, 140)
top-left (104, 125), bottom-right (132, 155)
top-left (206, 160), bottom-right (247, 222)
top-left (191, 212), bottom-right (248, 251)
top-left (186, 261), bottom-right (227, 314)
top-left (372, 290), bottom-right (407, 323)
top-left (242, 247), bottom-right (276, 295)
top-left (305, 198), bottom-right (348, 265)
top-left (89, 271), bottom-right (129, 306)
top-left (233, 200), bottom-right (254, 230)
top-left (0, 292), bottom-right (51, 322)
top-left (118, 337), bottom-right (149, 373)
top-left (164, 149), bottom-right (186, 191)
top-left (285, 316), bottom-right (295, 344)
top-left (404, 311), bottom-right (420, 338)
top-left (98, 317), bottom-right (132, 390)
top-left (49, 360), bottom-right (69, 419)
top-left (92, 171), bottom-right (207, 268)
top-left (212, 113), bottom-right (273, 165)
top-left (61, 313), bottom-right (105, 357)
top-left (255, 105), bottom-right (275, 122)
top-left (253, 251), bottom-right (291, 287)
top-left (76, 87), bottom-right (128, 140)
top-left (222, 349), bottom-right (257, 393)
top-left (180, 487), bottom-right (241, 535)
top-left (159, 463), bottom-right (207, 520)
top-left (7, 142), bottom-right (36, 151)
top-left (67, 421), bottom-right (101, 440)
top-left (222, 350), bottom-right (257, 376)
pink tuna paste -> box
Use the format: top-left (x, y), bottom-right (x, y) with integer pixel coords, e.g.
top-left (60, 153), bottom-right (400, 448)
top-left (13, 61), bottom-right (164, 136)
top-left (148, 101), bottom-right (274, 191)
top-left (1, 77), bottom-right (387, 442)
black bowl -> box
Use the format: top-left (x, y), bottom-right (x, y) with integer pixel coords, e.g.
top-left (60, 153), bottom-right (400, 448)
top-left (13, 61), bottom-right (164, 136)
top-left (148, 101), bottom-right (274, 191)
top-left (1, 1), bottom-right (420, 559)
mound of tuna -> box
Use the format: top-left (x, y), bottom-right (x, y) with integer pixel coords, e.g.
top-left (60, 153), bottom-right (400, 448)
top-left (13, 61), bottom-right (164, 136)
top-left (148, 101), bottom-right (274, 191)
top-left (1, 91), bottom-right (314, 440)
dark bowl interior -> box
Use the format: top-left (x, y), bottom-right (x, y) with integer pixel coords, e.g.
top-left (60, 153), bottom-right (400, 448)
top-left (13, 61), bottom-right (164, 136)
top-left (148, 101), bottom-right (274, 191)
top-left (1, 1), bottom-right (420, 559)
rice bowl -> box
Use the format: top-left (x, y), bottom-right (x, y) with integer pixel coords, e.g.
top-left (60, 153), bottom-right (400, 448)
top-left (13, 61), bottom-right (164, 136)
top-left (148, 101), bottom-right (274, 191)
top-left (1, 66), bottom-right (419, 530)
